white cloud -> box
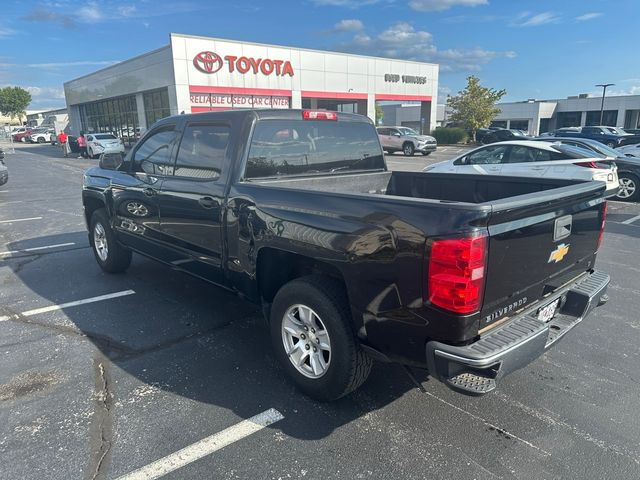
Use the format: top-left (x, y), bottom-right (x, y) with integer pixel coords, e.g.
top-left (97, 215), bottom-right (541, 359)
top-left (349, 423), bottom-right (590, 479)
top-left (26, 86), bottom-right (66, 99)
top-left (512, 11), bottom-right (561, 27)
top-left (409, 0), bottom-right (487, 12)
top-left (78, 2), bottom-right (104, 23)
top-left (336, 22), bottom-right (515, 72)
top-left (334, 19), bottom-right (364, 32)
top-left (311, 0), bottom-right (383, 7)
top-left (576, 12), bottom-right (602, 22)
top-left (0, 27), bottom-right (18, 38)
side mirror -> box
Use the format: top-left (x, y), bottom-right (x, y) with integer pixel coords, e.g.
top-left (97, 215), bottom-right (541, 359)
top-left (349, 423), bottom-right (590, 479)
top-left (99, 153), bottom-right (123, 170)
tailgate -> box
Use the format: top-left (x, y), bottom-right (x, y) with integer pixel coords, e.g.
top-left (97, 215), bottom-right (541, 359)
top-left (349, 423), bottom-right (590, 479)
top-left (480, 181), bottom-right (606, 329)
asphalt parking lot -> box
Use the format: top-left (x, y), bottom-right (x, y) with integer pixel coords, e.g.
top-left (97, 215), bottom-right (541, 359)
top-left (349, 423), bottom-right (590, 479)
top-left (1, 143), bottom-right (640, 480)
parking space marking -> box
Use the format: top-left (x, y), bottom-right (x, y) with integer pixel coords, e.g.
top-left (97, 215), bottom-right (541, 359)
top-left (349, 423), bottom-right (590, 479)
top-left (622, 214), bottom-right (640, 225)
top-left (116, 408), bottom-right (284, 480)
top-left (0, 216), bottom-right (43, 224)
top-left (0, 290), bottom-right (136, 322)
top-left (0, 242), bottom-right (76, 257)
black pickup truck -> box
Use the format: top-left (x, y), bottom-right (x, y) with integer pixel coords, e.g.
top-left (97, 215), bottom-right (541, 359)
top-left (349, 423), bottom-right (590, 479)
top-left (82, 109), bottom-right (610, 401)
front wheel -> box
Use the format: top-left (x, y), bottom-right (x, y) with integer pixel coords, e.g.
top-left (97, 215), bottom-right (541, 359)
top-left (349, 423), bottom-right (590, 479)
top-left (606, 141), bottom-right (616, 148)
top-left (37, 137), bottom-right (45, 144)
top-left (616, 173), bottom-right (639, 202)
top-left (270, 275), bottom-right (372, 401)
top-left (403, 142), bottom-right (415, 156)
top-left (90, 209), bottom-right (132, 273)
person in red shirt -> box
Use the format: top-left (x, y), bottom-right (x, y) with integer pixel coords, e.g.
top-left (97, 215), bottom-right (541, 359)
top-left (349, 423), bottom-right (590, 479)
top-left (57, 131), bottom-right (68, 157)
top-left (77, 132), bottom-right (87, 159)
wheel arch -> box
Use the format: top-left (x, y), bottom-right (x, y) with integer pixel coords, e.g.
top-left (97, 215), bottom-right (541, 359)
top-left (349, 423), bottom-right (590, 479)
top-left (256, 247), bottom-right (349, 309)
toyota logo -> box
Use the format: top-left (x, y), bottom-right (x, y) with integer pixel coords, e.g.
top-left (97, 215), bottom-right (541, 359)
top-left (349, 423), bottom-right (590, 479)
top-left (193, 51), bottom-right (223, 74)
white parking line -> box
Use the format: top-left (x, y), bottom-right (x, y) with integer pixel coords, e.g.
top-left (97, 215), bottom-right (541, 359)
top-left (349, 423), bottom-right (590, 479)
top-left (116, 408), bottom-right (284, 480)
top-left (0, 216), bottom-right (43, 224)
top-left (0, 242), bottom-right (76, 257)
top-left (622, 214), bottom-right (640, 225)
top-left (0, 290), bottom-right (136, 322)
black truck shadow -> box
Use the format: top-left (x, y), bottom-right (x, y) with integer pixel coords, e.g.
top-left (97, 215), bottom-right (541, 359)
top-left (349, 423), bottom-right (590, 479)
top-left (4, 231), bottom-right (429, 441)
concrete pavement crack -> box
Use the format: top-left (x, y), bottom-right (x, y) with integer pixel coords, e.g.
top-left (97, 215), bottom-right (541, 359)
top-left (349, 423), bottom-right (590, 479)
top-left (87, 358), bottom-right (114, 480)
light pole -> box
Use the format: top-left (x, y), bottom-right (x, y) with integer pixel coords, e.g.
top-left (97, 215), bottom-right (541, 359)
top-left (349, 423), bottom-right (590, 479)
top-left (595, 83), bottom-right (614, 125)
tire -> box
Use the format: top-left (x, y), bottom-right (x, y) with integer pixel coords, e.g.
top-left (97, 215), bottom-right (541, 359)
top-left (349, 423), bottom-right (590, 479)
top-left (606, 141), bottom-right (616, 148)
top-left (89, 209), bottom-right (132, 273)
top-left (616, 173), bottom-right (640, 202)
top-left (37, 137), bottom-right (45, 144)
top-left (403, 142), bottom-right (415, 156)
top-left (270, 275), bottom-right (372, 401)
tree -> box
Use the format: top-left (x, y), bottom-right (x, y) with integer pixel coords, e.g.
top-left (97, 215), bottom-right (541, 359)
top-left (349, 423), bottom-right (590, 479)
top-left (375, 102), bottom-right (384, 125)
top-left (446, 76), bottom-right (506, 142)
top-left (0, 86), bottom-right (32, 124)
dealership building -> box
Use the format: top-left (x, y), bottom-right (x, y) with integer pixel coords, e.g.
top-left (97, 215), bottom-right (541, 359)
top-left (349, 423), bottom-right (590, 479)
top-left (63, 33), bottom-right (439, 142)
top-left (383, 93), bottom-right (640, 136)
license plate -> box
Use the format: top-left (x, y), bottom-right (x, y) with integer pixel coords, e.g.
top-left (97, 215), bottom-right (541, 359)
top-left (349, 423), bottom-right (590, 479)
top-left (537, 299), bottom-right (560, 323)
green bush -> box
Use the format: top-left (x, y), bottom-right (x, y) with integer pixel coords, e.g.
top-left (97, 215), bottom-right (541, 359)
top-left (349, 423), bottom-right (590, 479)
top-left (431, 127), bottom-right (468, 144)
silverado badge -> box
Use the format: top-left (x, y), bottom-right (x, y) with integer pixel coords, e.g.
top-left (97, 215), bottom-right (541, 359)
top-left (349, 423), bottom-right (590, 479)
top-left (548, 243), bottom-right (570, 263)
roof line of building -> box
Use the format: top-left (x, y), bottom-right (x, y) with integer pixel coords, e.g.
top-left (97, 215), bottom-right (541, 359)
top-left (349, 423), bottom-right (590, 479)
top-left (169, 32), bottom-right (440, 69)
top-left (63, 45), bottom-right (171, 86)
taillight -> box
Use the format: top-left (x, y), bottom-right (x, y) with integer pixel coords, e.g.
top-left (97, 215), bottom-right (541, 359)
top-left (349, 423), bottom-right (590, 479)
top-left (302, 110), bottom-right (338, 121)
top-left (427, 235), bottom-right (487, 314)
top-left (576, 161), bottom-right (612, 169)
top-left (596, 201), bottom-right (607, 252)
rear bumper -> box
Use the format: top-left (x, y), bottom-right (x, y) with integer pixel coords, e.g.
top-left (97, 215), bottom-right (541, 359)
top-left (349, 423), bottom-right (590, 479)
top-left (426, 270), bottom-right (609, 395)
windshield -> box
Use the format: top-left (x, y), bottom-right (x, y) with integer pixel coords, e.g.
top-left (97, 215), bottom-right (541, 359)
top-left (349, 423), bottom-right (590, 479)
top-left (398, 127), bottom-right (419, 136)
top-left (608, 127), bottom-right (629, 135)
top-left (246, 119), bottom-right (385, 179)
top-left (95, 134), bottom-right (117, 140)
top-left (511, 130), bottom-right (526, 136)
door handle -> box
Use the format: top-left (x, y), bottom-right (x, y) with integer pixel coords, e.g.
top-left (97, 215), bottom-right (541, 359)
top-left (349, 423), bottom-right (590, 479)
top-left (143, 187), bottom-right (157, 197)
top-left (198, 196), bottom-right (218, 209)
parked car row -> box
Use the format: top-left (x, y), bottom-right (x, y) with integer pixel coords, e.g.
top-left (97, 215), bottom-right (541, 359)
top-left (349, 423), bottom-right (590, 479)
top-left (10, 126), bottom-right (56, 143)
top-left (424, 140), bottom-right (623, 199)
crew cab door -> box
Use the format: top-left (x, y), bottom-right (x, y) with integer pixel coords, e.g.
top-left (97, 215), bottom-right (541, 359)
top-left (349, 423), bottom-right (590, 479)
top-left (156, 121), bottom-right (230, 285)
top-left (112, 124), bottom-right (178, 258)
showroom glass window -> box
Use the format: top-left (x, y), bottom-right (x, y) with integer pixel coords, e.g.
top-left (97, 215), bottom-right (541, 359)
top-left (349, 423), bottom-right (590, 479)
top-left (132, 125), bottom-right (176, 175)
top-left (144, 88), bottom-right (171, 128)
top-left (173, 124), bottom-right (229, 180)
top-left (585, 110), bottom-right (618, 127)
top-left (79, 94), bottom-right (139, 147)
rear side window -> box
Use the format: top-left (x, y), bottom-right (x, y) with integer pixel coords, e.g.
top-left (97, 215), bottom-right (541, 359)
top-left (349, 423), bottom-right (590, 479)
top-left (245, 119), bottom-right (384, 179)
top-left (466, 145), bottom-right (509, 165)
top-left (174, 123), bottom-right (229, 180)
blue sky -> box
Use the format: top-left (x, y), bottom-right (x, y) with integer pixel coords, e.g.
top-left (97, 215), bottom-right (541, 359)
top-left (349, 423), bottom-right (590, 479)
top-left (2, 0), bottom-right (637, 110)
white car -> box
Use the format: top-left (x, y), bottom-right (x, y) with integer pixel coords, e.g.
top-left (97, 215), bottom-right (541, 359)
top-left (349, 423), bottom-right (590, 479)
top-left (424, 140), bottom-right (619, 194)
top-left (30, 129), bottom-right (55, 143)
top-left (615, 143), bottom-right (640, 158)
top-left (86, 133), bottom-right (125, 158)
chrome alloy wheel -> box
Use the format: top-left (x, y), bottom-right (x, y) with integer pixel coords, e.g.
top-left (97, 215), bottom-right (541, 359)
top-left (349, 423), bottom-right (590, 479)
top-left (93, 222), bottom-right (109, 262)
top-left (126, 201), bottom-right (149, 217)
top-left (281, 304), bottom-right (331, 379)
top-left (617, 177), bottom-right (636, 199)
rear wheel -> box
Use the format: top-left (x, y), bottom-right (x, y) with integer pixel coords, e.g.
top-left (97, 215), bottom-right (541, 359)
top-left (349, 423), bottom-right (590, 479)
top-left (90, 209), bottom-right (132, 273)
top-left (403, 142), bottom-right (415, 156)
top-left (616, 173), bottom-right (639, 201)
top-left (270, 275), bottom-right (372, 401)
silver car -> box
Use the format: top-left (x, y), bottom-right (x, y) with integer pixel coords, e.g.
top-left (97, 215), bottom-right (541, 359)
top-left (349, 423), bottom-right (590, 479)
top-left (377, 126), bottom-right (437, 156)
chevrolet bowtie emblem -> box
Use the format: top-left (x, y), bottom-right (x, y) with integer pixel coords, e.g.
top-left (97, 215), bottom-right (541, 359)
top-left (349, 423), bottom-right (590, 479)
top-left (548, 243), bottom-right (570, 263)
